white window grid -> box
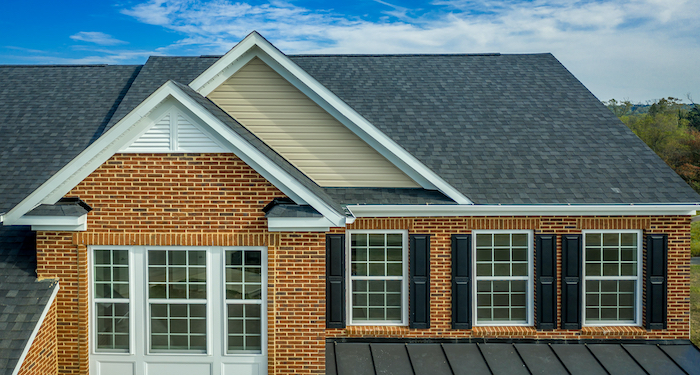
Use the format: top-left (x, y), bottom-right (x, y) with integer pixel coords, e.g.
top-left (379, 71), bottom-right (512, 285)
top-left (583, 230), bottom-right (642, 326)
top-left (225, 249), bottom-right (263, 354)
top-left (147, 249), bottom-right (208, 353)
top-left (347, 230), bottom-right (408, 326)
top-left (92, 249), bottom-right (131, 353)
top-left (472, 230), bottom-right (533, 326)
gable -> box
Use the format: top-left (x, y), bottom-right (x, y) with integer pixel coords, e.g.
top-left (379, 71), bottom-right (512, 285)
top-left (120, 106), bottom-right (226, 153)
top-left (207, 57), bottom-right (419, 188)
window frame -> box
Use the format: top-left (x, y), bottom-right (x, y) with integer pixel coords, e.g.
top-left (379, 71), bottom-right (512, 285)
top-left (89, 245), bottom-right (267, 359)
top-left (582, 230), bottom-right (643, 327)
top-left (345, 230), bottom-right (409, 326)
top-left (90, 246), bottom-right (135, 355)
top-left (472, 230), bottom-right (534, 327)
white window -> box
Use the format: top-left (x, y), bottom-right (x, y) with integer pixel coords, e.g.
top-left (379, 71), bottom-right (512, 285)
top-left (583, 231), bottom-right (642, 326)
top-left (347, 231), bottom-right (408, 325)
top-left (473, 231), bottom-right (533, 326)
top-left (90, 246), bottom-right (267, 375)
top-left (93, 249), bottom-right (130, 352)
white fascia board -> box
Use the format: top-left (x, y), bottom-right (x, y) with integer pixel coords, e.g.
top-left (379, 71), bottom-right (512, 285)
top-left (346, 204), bottom-right (700, 217)
top-left (189, 32), bottom-right (471, 205)
top-left (11, 282), bottom-right (60, 375)
top-left (14, 214), bottom-right (88, 231)
top-left (266, 216), bottom-right (335, 232)
top-left (3, 81), bottom-right (346, 228)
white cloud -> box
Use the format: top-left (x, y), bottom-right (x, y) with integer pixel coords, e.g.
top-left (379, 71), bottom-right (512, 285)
top-left (109, 0), bottom-right (700, 102)
top-left (70, 31), bottom-right (128, 46)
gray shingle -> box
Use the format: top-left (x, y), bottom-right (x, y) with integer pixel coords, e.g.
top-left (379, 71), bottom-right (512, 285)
top-left (0, 225), bottom-right (57, 375)
top-left (0, 65), bottom-right (141, 215)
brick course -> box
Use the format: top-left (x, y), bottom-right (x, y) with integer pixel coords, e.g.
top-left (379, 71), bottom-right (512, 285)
top-left (34, 153), bottom-right (692, 375)
top-left (17, 298), bottom-right (58, 375)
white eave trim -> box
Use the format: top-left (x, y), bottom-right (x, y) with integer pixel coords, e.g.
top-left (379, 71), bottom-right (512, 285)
top-left (346, 204), bottom-right (700, 217)
top-left (266, 216), bottom-right (335, 232)
top-left (189, 31), bottom-right (471, 205)
top-left (11, 282), bottom-right (60, 375)
top-left (2, 81), bottom-right (346, 227)
top-left (13, 214), bottom-right (88, 231)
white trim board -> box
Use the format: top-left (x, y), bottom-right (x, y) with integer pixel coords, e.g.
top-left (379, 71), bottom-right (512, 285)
top-left (2, 81), bottom-right (345, 228)
top-left (12, 282), bottom-right (60, 375)
top-left (189, 31), bottom-right (471, 205)
top-left (346, 204), bottom-right (700, 217)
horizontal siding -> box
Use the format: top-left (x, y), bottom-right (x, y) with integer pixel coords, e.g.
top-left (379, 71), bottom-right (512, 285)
top-left (208, 57), bottom-right (419, 187)
top-left (177, 115), bottom-right (225, 151)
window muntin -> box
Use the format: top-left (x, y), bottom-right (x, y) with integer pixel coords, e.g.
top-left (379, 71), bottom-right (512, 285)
top-left (93, 249), bottom-right (130, 352)
top-left (473, 231), bottom-right (533, 326)
top-left (148, 249), bottom-right (207, 352)
top-left (583, 231), bottom-right (641, 325)
top-left (225, 250), bottom-right (263, 353)
top-left (348, 231), bottom-right (407, 325)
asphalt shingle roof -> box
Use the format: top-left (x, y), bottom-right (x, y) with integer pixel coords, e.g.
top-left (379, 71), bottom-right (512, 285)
top-left (0, 225), bottom-right (57, 375)
top-left (1, 52), bottom-right (698, 212)
top-left (0, 64), bottom-right (141, 215)
top-left (290, 54), bottom-right (700, 204)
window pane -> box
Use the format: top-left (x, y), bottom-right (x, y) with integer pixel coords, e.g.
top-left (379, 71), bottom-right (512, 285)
top-left (475, 280), bottom-right (527, 324)
top-left (149, 250), bottom-right (206, 300)
top-left (351, 280), bottom-right (402, 322)
top-left (585, 280), bottom-right (636, 323)
top-left (96, 303), bottom-right (129, 351)
top-left (226, 250), bottom-right (263, 301)
top-left (227, 304), bottom-right (262, 352)
top-left (150, 303), bottom-right (206, 351)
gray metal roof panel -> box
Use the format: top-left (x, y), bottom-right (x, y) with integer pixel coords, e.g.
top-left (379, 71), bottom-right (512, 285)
top-left (0, 65), bottom-right (141, 215)
top-left (0, 225), bottom-right (57, 375)
top-left (441, 343), bottom-right (491, 375)
top-left (290, 54), bottom-right (700, 204)
top-left (549, 344), bottom-right (607, 375)
top-left (329, 341), bottom-right (700, 375)
top-left (659, 344), bottom-right (700, 375)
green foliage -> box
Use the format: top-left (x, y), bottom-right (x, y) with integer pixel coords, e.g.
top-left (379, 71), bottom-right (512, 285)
top-left (606, 97), bottom-right (700, 194)
top-left (692, 221), bottom-right (700, 257)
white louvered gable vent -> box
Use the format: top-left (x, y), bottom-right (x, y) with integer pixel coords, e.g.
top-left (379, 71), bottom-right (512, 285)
top-left (121, 109), bottom-right (226, 153)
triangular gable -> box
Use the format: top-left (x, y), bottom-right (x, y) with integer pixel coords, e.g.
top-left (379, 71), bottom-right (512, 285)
top-left (207, 57), bottom-right (418, 187)
top-left (189, 31), bottom-right (471, 204)
top-left (2, 81), bottom-right (346, 227)
top-left (120, 107), bottom-right (226, 153)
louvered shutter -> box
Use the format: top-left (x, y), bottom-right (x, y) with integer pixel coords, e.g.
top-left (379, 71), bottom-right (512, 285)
top-left (561, 234), bottom-right (582, 329)
top-left (536, 234), bottom-right (557, 329)
top-left (410, 234), bottom-right (430, 328)
top-left (452, 234), bottom-right (472, 329)
top-left (646, 234), bottom-right (668, 330)
top-left (326, 234), bottom-right (345, 328)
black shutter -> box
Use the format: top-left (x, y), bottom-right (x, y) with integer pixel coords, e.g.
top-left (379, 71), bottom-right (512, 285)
top-left (561, 234), bottom-right (582, 329)
top-left (646, 234), bottom-right (668, 330)
top-left (410, 234), bottom-right (430, 329)
top-left (536, 234), bottom-right (557, 329)
top-left (452, 234), bottom-right (471, 329)
top-left (326, 234), bottom-right (345, 328)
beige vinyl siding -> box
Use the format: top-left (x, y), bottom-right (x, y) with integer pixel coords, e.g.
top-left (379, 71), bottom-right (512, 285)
top-left (208, 57), bottom-right (419, 187)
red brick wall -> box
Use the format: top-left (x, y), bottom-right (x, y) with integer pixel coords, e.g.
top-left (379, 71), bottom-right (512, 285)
top-left (18, 296), bottom-right (58, 375)
top-left (327, 216), bottom-right (690, 340)
top-left (34, 153), bottom-right (692, 375)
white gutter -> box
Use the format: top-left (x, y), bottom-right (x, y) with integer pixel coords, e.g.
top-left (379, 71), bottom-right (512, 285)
top-left (346, 204), bottom-right (700, 217)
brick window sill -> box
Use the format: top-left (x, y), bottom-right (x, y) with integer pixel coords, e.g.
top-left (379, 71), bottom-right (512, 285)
top-left (580, 326), bottom-right (647, 336)
top-left (344, 325), bottom-right (411, 336)
top-left (472, 326), bottom-right (538, 337)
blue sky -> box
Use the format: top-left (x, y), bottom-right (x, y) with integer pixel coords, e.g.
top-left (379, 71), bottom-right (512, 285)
top-left (1, 0), bottom-right (698, 103)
